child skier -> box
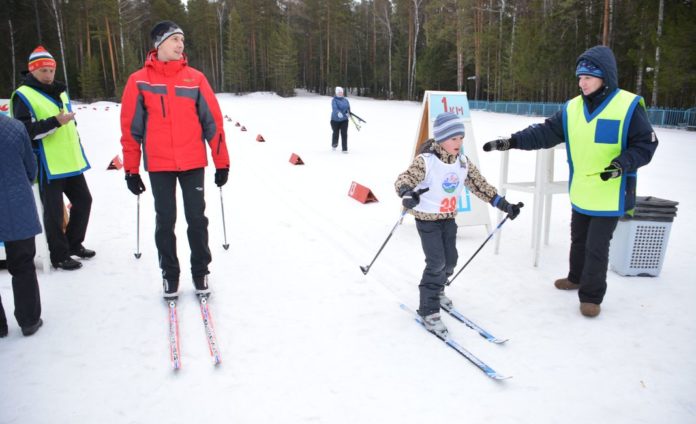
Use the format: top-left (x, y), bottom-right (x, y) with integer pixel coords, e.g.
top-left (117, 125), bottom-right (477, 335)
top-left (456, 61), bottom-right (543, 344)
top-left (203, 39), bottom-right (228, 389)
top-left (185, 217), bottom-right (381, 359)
top-left (394, 112), bottom-right (523, 337)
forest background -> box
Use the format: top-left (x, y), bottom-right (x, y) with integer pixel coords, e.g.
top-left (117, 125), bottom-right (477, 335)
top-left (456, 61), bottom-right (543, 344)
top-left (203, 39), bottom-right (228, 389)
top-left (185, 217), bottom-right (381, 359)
top-left (0, 0), bottom-right (694, 108)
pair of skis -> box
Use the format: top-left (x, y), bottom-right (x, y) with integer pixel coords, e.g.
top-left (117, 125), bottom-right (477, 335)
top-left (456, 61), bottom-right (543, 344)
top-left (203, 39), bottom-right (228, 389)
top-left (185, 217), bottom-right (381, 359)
top-left (401, 303), bottom-right (510, 380)
top-left (349, 112), bottom-right (366, 131)
top-left (167, 294), bottom-right (221, 370)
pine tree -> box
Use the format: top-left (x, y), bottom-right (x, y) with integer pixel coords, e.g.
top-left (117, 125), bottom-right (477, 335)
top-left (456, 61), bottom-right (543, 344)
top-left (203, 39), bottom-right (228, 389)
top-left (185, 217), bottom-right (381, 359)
top-left (224, 7), bottom-right (250, 94)
top-left (269, 21), bottom-right (298, 97)
top-left (78, 55), bottom-right (105, 102)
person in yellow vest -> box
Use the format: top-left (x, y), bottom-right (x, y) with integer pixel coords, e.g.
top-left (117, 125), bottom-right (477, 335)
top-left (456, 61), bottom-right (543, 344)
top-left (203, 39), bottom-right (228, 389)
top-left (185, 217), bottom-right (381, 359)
top-left (482, 45), bottom-right (658, 318)
top-left (11, 46), bottom-right (94, 271)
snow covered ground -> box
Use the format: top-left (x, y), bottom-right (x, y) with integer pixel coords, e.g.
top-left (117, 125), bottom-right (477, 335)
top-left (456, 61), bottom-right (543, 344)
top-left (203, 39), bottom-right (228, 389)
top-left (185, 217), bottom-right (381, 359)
top-left (1, 90), bottom-right (695, 423)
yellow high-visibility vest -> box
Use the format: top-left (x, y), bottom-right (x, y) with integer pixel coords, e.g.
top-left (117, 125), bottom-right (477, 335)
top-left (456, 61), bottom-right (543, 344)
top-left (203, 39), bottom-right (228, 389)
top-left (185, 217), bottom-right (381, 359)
top-left (564, 89), bottom-right (644, 216)
top-left (11, 86), bottom-right (90, 180)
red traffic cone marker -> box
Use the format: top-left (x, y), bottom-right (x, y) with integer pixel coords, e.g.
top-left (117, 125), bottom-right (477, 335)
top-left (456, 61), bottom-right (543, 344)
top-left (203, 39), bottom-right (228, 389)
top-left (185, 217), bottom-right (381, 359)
top-left (107, 155), bottom-right (123, 170)
top-left (289, 153), bottom-right (304, 165)
top-left (348, 181), bottom-right (378, 204)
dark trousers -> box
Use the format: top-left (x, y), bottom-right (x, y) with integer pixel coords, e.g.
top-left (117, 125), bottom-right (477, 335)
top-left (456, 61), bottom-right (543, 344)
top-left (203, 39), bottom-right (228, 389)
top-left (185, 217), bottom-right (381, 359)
top-left (330, 120), bottom-right (348, 151)
top-left (415, 218), bottom-right (458, 316)
top-left (39, 173), bottom-right (92, 263)
top-left (568, 210), bottom-right (619, 304)
top-left (149, 168), bottom-right (211, 282)
top-left (0, 237), bottom-right (41, 330)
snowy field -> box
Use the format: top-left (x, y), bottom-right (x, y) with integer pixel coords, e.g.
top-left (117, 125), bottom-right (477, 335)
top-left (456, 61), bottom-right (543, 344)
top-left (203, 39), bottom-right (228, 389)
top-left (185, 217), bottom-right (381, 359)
top-left (1, 90), bottom-right (695, 423)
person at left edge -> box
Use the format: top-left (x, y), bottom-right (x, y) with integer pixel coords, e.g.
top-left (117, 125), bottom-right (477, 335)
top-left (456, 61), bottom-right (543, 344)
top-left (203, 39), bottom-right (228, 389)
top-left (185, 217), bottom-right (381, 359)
top-left (120, 21), bottom-right (230, 300)
top-left (0, 114), bottom-right (44, 337)
top-left (11, 45), bottom-right (93, 271)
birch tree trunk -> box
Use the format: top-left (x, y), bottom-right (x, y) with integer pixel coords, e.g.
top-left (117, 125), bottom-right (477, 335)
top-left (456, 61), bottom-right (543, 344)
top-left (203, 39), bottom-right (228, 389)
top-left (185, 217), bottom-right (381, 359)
top-left (409, 0), bottom-right (422, 100)
top-left (456, 4), bottom-right (463, 92)
top-left (509, 5), bottom-right (516, 99)
top-left (635, 6), bottom-right (647, 96)
top-left (651, 0), bottom-right (664, 107)
top-left (372, 1), bottom-right (377, 95)
top-left (217, 2), bottom-right (226, 91)
top-left (9, 19), bottom-right (16, 90)
top-left (118, 0), bottom-right (127, 73)
top-left (498, 0), bottom-right (506, 100)
top-left (377, 1), bottom-right (393, 99)
top-left (50, 0), bottom-right (69, 92)
top-left (474, 0), bottom-right (483, 101)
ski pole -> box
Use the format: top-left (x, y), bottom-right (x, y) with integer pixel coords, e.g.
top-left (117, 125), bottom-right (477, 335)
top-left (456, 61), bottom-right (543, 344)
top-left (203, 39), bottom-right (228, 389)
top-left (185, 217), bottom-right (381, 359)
top-left (134, 194), bottom-right (142, 259)
top-left (349, 114), bottom-right (361, 131)
top-left (446, 205), bottom-right (522, 286)
top-left (349, 111), bottom-right (367, 123)
top-left (360, 187), bottom-right (430, 275)
top-left (360, 210), bottom-right (407, 275)
top-left (219, 187), bottom-right (230, 250)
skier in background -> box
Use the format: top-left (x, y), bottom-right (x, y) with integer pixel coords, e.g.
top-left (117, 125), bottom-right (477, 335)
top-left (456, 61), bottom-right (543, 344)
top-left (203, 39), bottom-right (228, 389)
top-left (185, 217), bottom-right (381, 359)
top-left (482, 45), bottom-right (658, 318)
top-left (330, 86), bottom-right (350, 153)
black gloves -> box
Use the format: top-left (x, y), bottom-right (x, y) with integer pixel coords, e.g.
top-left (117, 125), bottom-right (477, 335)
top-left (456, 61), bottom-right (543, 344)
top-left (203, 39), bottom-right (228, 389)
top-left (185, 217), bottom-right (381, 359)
top-left (494, 196), bottom-right (524, 220)
top-left (399, 187), bottom-right (430, 210)
top-left (482, 137), bottom-right (514, 152)
top-left (215, 168), bottom-right (229, 187)
top-left (599, 161), bottom-right (622, 181)
top-left (125, 173), bottom-right (146, 195)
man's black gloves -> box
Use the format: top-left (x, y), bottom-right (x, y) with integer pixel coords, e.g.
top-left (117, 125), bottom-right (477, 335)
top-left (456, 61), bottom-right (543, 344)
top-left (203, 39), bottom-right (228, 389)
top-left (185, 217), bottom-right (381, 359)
top-left (215, 168), bottom-right (229, 187)
top-left (482, 137), bottom-right (514, 152)
top-left (494, 196), bottom-right (524, 220)
top-left (125, 173), bottom-right (146, 195)
top-left (399, 187), bottom-right (430, 210)
top-left (599, 161), bottom-right (622, 181)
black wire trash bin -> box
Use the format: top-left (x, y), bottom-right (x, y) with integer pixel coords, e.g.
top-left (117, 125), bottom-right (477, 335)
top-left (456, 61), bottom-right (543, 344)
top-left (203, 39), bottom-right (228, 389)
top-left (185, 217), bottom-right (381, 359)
top-left (609, 196), bottom-right (679, 277)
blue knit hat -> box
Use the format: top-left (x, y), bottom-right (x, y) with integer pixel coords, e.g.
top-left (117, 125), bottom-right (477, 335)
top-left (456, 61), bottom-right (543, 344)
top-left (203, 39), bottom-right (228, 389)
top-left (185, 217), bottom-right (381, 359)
top-left (433, 112), bottom-right (465, 143)
top-left (576, 59), bottom-right (604, 79)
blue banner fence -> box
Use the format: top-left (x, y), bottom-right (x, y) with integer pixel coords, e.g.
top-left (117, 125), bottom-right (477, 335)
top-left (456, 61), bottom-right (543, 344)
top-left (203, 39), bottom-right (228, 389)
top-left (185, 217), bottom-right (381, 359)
top-left (468, 100), bottom-right (696, 129)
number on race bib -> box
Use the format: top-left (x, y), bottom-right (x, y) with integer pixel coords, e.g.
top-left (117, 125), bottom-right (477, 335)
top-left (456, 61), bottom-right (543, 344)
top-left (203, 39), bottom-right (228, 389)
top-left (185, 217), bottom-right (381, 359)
top-left (439, 197), bottom-right (457, 213)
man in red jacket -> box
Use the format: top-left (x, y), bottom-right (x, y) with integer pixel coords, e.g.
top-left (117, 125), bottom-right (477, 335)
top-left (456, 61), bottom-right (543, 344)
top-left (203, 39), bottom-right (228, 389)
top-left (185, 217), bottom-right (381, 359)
top-left (120, 21), bottom-right (230, 300)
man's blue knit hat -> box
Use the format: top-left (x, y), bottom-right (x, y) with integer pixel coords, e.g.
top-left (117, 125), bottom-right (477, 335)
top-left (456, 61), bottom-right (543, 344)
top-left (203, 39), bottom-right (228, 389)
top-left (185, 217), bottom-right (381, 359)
top-left (576, 59), bottom-right (604, 79)
top-left (433, 112), bottom-right (465, 143)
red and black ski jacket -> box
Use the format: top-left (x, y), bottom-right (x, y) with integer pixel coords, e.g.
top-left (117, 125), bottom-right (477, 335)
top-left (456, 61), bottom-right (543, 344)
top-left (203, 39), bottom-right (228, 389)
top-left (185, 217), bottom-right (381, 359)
top-left (120, 51), bottom-right (229, 173)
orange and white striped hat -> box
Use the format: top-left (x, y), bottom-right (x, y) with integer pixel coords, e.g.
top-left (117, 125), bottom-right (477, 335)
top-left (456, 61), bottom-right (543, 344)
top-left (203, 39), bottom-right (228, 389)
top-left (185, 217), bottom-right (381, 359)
top-left (28, 45), bottom-right (56, 72)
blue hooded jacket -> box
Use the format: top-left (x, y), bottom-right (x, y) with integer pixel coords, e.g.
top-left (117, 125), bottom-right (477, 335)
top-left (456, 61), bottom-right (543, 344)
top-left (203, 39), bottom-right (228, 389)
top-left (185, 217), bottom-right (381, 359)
top-left (508, 45), bottom-right (658, 213)
top-left (0, 114), bottom-right (42, 242)
top-left (510, 46), bottom-right (657, 171)
top-left (331, 96), bottom-right (350, 122)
